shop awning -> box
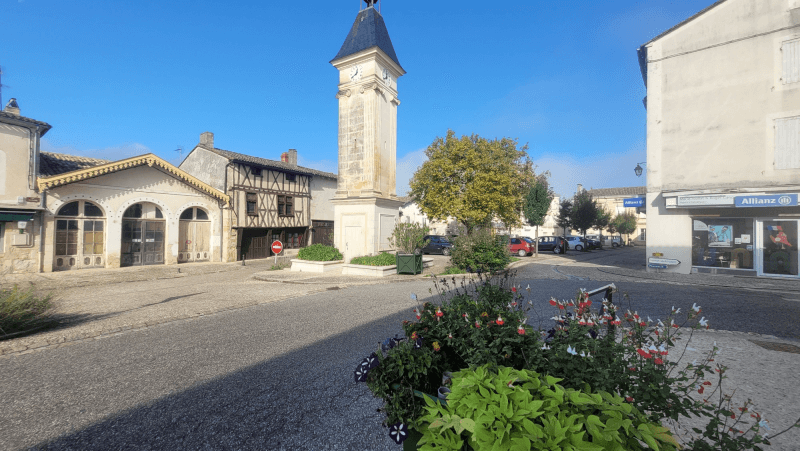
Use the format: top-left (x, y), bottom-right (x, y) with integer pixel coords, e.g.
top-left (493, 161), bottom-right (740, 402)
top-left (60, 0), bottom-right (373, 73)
top-left (0, 212), bottom-right (35, 222)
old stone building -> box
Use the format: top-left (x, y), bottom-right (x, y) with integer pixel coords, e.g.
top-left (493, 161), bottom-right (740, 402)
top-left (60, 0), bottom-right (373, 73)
top-left (179, 132), bottom-right (337, 261)
top-left (0, 99), bottom-right (51, 273)
top-left (582, 186), bottom-right (647, 244)
top-left (639, 0), bottom-right (800, 277)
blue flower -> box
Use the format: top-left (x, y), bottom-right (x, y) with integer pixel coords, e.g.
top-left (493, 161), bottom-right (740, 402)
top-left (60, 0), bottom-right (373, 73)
top-left (389, 422), bottom-right (408, 444)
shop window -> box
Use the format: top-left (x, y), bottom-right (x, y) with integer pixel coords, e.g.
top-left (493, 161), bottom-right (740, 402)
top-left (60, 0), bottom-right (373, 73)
top-left (58, 201), bottom-right (80, 216)
top-left (246, 193), bottom-right (257, 216)
top-left (691, 218), bottom-right (754, 269)
top-left (278, 196), bottom-right (293, 217)
top-left (774, 116), bottom-right (800, 169)
top-left (84, 202), bottom-right (103, 217)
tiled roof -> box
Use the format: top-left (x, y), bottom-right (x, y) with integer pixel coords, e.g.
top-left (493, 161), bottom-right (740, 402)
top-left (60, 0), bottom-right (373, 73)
top-left (39, 152), bottom-right (110, 177)
top-left (0, 111), bottom-right (52, 135)
top-left (332, 7), bottom-right (402, 69)
top-left (203, 147), bottom-right (337, 180)
top-left (586, 186), bottom-right (646, 198)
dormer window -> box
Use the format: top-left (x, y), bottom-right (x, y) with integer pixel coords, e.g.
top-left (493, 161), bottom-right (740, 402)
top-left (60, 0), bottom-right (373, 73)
top-left (252, 167), bottom-right (262, 177)
top-left (286, 173), bottom-right (296, 182)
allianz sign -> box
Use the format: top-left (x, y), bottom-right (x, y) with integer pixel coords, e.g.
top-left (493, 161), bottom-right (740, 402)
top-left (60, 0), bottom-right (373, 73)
top-left (734, 194), bottom-right (798, 208)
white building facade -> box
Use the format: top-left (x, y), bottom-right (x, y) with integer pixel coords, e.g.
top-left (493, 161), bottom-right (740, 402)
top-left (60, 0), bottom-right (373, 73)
top-left (640, 0), bottom-right (800, 277)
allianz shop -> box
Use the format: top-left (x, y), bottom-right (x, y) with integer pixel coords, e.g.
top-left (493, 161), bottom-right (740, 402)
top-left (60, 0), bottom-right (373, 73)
top-left (662, 192), bottom-right (799, 278)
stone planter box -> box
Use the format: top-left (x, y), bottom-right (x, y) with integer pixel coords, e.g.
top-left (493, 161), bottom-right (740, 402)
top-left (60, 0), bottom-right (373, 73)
top-left (290, 259), bottom-right (345, 273)
top-left (342, 263), bottom-right (397, 277)
top-left (341, 257), bottom-right (434, 277)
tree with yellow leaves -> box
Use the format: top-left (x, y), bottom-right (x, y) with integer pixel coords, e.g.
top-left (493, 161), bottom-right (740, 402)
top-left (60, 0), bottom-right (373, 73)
top-left (409, 130), bottom-right (532, 235)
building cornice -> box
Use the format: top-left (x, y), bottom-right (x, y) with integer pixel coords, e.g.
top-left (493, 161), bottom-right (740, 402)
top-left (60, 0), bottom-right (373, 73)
top-left (37, 153), bottom-right (230, 204)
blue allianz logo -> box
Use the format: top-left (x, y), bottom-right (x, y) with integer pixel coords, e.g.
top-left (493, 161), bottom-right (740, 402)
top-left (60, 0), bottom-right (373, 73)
top-left (734, 194), bottom-right (798, 208)
top-left (623, 198), bottom-right (645, 208)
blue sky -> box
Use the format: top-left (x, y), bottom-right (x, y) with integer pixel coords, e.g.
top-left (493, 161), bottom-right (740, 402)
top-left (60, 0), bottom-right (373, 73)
top-left (2, 0), bottom-right (711, 198)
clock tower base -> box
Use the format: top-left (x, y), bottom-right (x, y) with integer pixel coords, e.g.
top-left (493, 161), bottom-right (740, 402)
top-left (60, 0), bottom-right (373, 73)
top-left (332, 197), bottom-right (404, 263)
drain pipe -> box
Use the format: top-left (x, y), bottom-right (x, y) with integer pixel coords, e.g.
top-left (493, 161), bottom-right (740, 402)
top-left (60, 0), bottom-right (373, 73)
top-left (38, 190), bottom-right (46, 273)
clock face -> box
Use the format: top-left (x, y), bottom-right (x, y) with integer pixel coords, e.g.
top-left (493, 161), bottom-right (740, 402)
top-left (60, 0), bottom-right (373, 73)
top-left (349, 64), bottom-right (362, 82)
top-left (381, 68), bottom-right (392, 87)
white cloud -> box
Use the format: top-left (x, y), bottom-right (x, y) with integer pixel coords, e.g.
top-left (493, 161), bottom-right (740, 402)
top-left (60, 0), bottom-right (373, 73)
top-left (41, 139), bottom-right (155, 162)
top-left (396, 148), bottom-right (427, 196)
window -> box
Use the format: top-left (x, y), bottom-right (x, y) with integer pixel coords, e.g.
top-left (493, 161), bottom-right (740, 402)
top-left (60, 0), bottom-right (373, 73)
top-left (278, 196), bottom-right (293, 217)
top-left (691, 218), bottom-right (754, 269)
top-left (180, 207), bottom-right (210, 221)
top-left (286, 173), bottom-right (296, 182)
top-left (55, 220), bottom-right (79, 256)
top-left (84, 202), bottom-right (103, 217)
top-left (774, 116), bottom-right (800, 169)
top-left (246, 193), bottom-right (257, 216)
top-left (783, 38), bottom-right (800, 84)
top-left (123, 203), bottom-right (163, 219)
top-left (639, 229), bottom-right (646, 241)
top-left (251, 167), bottom-right (262, 177)
top-left (58, 201), bottom-right (80, 216)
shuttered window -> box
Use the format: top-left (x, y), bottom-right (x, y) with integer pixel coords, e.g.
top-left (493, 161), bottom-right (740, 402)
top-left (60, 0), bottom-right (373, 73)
top-left (783, 39), bottom-right (800, 84)
top-left (774, 116), bottom-right (800, 169)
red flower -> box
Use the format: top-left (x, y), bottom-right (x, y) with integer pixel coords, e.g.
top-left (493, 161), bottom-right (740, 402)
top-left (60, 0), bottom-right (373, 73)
top-left (447, 333), bottom-right (453, 339)
top-left (511, 287), bottom-right (517, 293)
top-left (480, 312), bottom-right (488, 317)
top-left (549, 299), bottom-right (557, 306)
top-left (475, 321), bottom-right (481, 329)
top-left (654, 358), bottom-right (663, 365)
top-left (410, 332), bottom-right (418, 340)
top-left (698, 386), bottom-right (705, 394)
top-left (436, 308), bottom-right (443, 317)
top-left (636, 348), bottom-right (652, 359)
top-left (625, 396), bottom-right (634, 402)
top-left (496, 316), bottom-right (505, 326)
top-left (629, 367), bottom-right (637, 372)
top-left (517, 325), bottom-right (526, 335)
top-left (558, 305), bottom-right (565, 310)
top-left (703, 381), bottom-right (712, 386)
top-left (432, 341), bottom-right (441, 352)
top-left (731, 413), bottom-right (736, 419)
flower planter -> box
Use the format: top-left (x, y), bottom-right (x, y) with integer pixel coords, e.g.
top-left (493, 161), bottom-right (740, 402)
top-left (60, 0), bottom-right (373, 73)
top-left (342, 263), bottom-right (397, 277)
top-left (289, 259), bottom-right (344, 273)
top-left (396, 253), bottom-right (423, 275)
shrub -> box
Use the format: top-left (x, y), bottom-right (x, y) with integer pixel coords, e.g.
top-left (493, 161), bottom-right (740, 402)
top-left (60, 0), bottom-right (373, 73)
top-left (418, 365), bottom-right (679, 450)
top-left (0, 285), bottom-right (58, 339)
top-left (349, 252), bottom-right (396, 266)
top-left (296, 244), bottom-right (343, 261)
top-left (390, 222), bottom-right (429, 254)
top-left (450, 229), bottom-right (510, 273)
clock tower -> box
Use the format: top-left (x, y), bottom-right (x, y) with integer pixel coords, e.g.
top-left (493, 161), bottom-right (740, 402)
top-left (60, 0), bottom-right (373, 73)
top-left (331, 1), bottom-right (406, 262)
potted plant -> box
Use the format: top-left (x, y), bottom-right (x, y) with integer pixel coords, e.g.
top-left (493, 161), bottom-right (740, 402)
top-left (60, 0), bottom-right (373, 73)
top-left (390, 222), bottom-right (429, 275)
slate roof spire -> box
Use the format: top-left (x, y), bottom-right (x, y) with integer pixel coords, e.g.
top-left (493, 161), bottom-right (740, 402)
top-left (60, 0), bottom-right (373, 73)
top-left (332, 4), bottom-right (402, 69)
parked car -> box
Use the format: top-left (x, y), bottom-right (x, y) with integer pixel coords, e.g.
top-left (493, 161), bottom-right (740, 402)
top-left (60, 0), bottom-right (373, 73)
top-left (534, 236), bottom-right (567, 254)
top-left (509, 237), bottom-right (533, 256)
top-left (565, 236), bottom-right (589, 251)
top-left (418, 235), bottom-right (454, 256)
top-left (586, 238), bottom-right (602, 250)
top-left (604, 235), bottom-right (622, 248)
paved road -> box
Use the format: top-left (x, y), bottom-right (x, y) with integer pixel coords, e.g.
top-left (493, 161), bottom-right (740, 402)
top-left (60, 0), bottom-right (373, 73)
top-left (1, 248), bottom-right (798, 450)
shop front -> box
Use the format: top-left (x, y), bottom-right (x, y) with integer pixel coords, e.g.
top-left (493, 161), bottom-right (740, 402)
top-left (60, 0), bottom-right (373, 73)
top-left (669, 193), bottom-right (799, 278)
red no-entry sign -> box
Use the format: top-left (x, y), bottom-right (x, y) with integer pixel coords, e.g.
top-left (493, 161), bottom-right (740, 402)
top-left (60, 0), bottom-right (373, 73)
top-left (271, 240), bottom-right (283, 254)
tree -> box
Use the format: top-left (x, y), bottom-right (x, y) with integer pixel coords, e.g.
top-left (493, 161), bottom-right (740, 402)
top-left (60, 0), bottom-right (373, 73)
top-left (594, 207), bottom-right (613, 240)
top-left (571, 191), bottom-right (599, 239)
top-left (409, 130), bottom-right (531, 235)
top-left (556, 199), bottom-right (573, 237)
top-left (612, 211), bottom-right (638, 244)
top-left (522, 174), bottom-right (554, 256)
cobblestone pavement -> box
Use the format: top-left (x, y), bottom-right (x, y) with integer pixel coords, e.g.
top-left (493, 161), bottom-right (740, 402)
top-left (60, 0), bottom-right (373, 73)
top-left (0, 250), bottom-right (798, 450)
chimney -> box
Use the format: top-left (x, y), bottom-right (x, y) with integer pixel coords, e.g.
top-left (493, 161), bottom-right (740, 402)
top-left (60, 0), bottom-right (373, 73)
top-left (3, 98), bottom-right (20, 116)
top-left (281, 152), bottom-right (288, 163)
top-left (199, 132), bottom-right (214, 149)
top-left (288, 149), bottom-right (297, 166)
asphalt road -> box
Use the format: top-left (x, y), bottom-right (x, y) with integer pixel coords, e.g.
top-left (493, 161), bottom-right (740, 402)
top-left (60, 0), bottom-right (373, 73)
top-left (1, 248), bottom-right (798, 450)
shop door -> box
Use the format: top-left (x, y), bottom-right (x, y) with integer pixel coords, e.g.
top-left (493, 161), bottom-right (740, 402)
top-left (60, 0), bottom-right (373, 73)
top-left (122, 220), bottom-right (165, 267)
top-left (758, 220), bottom-right (798, 277)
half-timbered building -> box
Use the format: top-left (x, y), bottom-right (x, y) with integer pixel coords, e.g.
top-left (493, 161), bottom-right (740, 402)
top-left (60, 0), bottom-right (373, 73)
top-left (179, 132), bottom-right (337, 262)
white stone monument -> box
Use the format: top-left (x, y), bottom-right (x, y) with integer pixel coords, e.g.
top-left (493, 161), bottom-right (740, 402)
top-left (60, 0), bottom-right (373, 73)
top-left (331, 1), bottom-right (405, 263)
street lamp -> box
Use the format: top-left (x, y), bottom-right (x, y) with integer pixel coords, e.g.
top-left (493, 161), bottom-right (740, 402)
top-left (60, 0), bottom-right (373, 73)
top-left (634, 162), bottom-right (646, 177)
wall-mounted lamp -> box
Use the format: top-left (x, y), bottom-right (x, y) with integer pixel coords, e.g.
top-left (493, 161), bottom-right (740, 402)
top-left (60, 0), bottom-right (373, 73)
top-left (634, 162), bottom-right (646, 177)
